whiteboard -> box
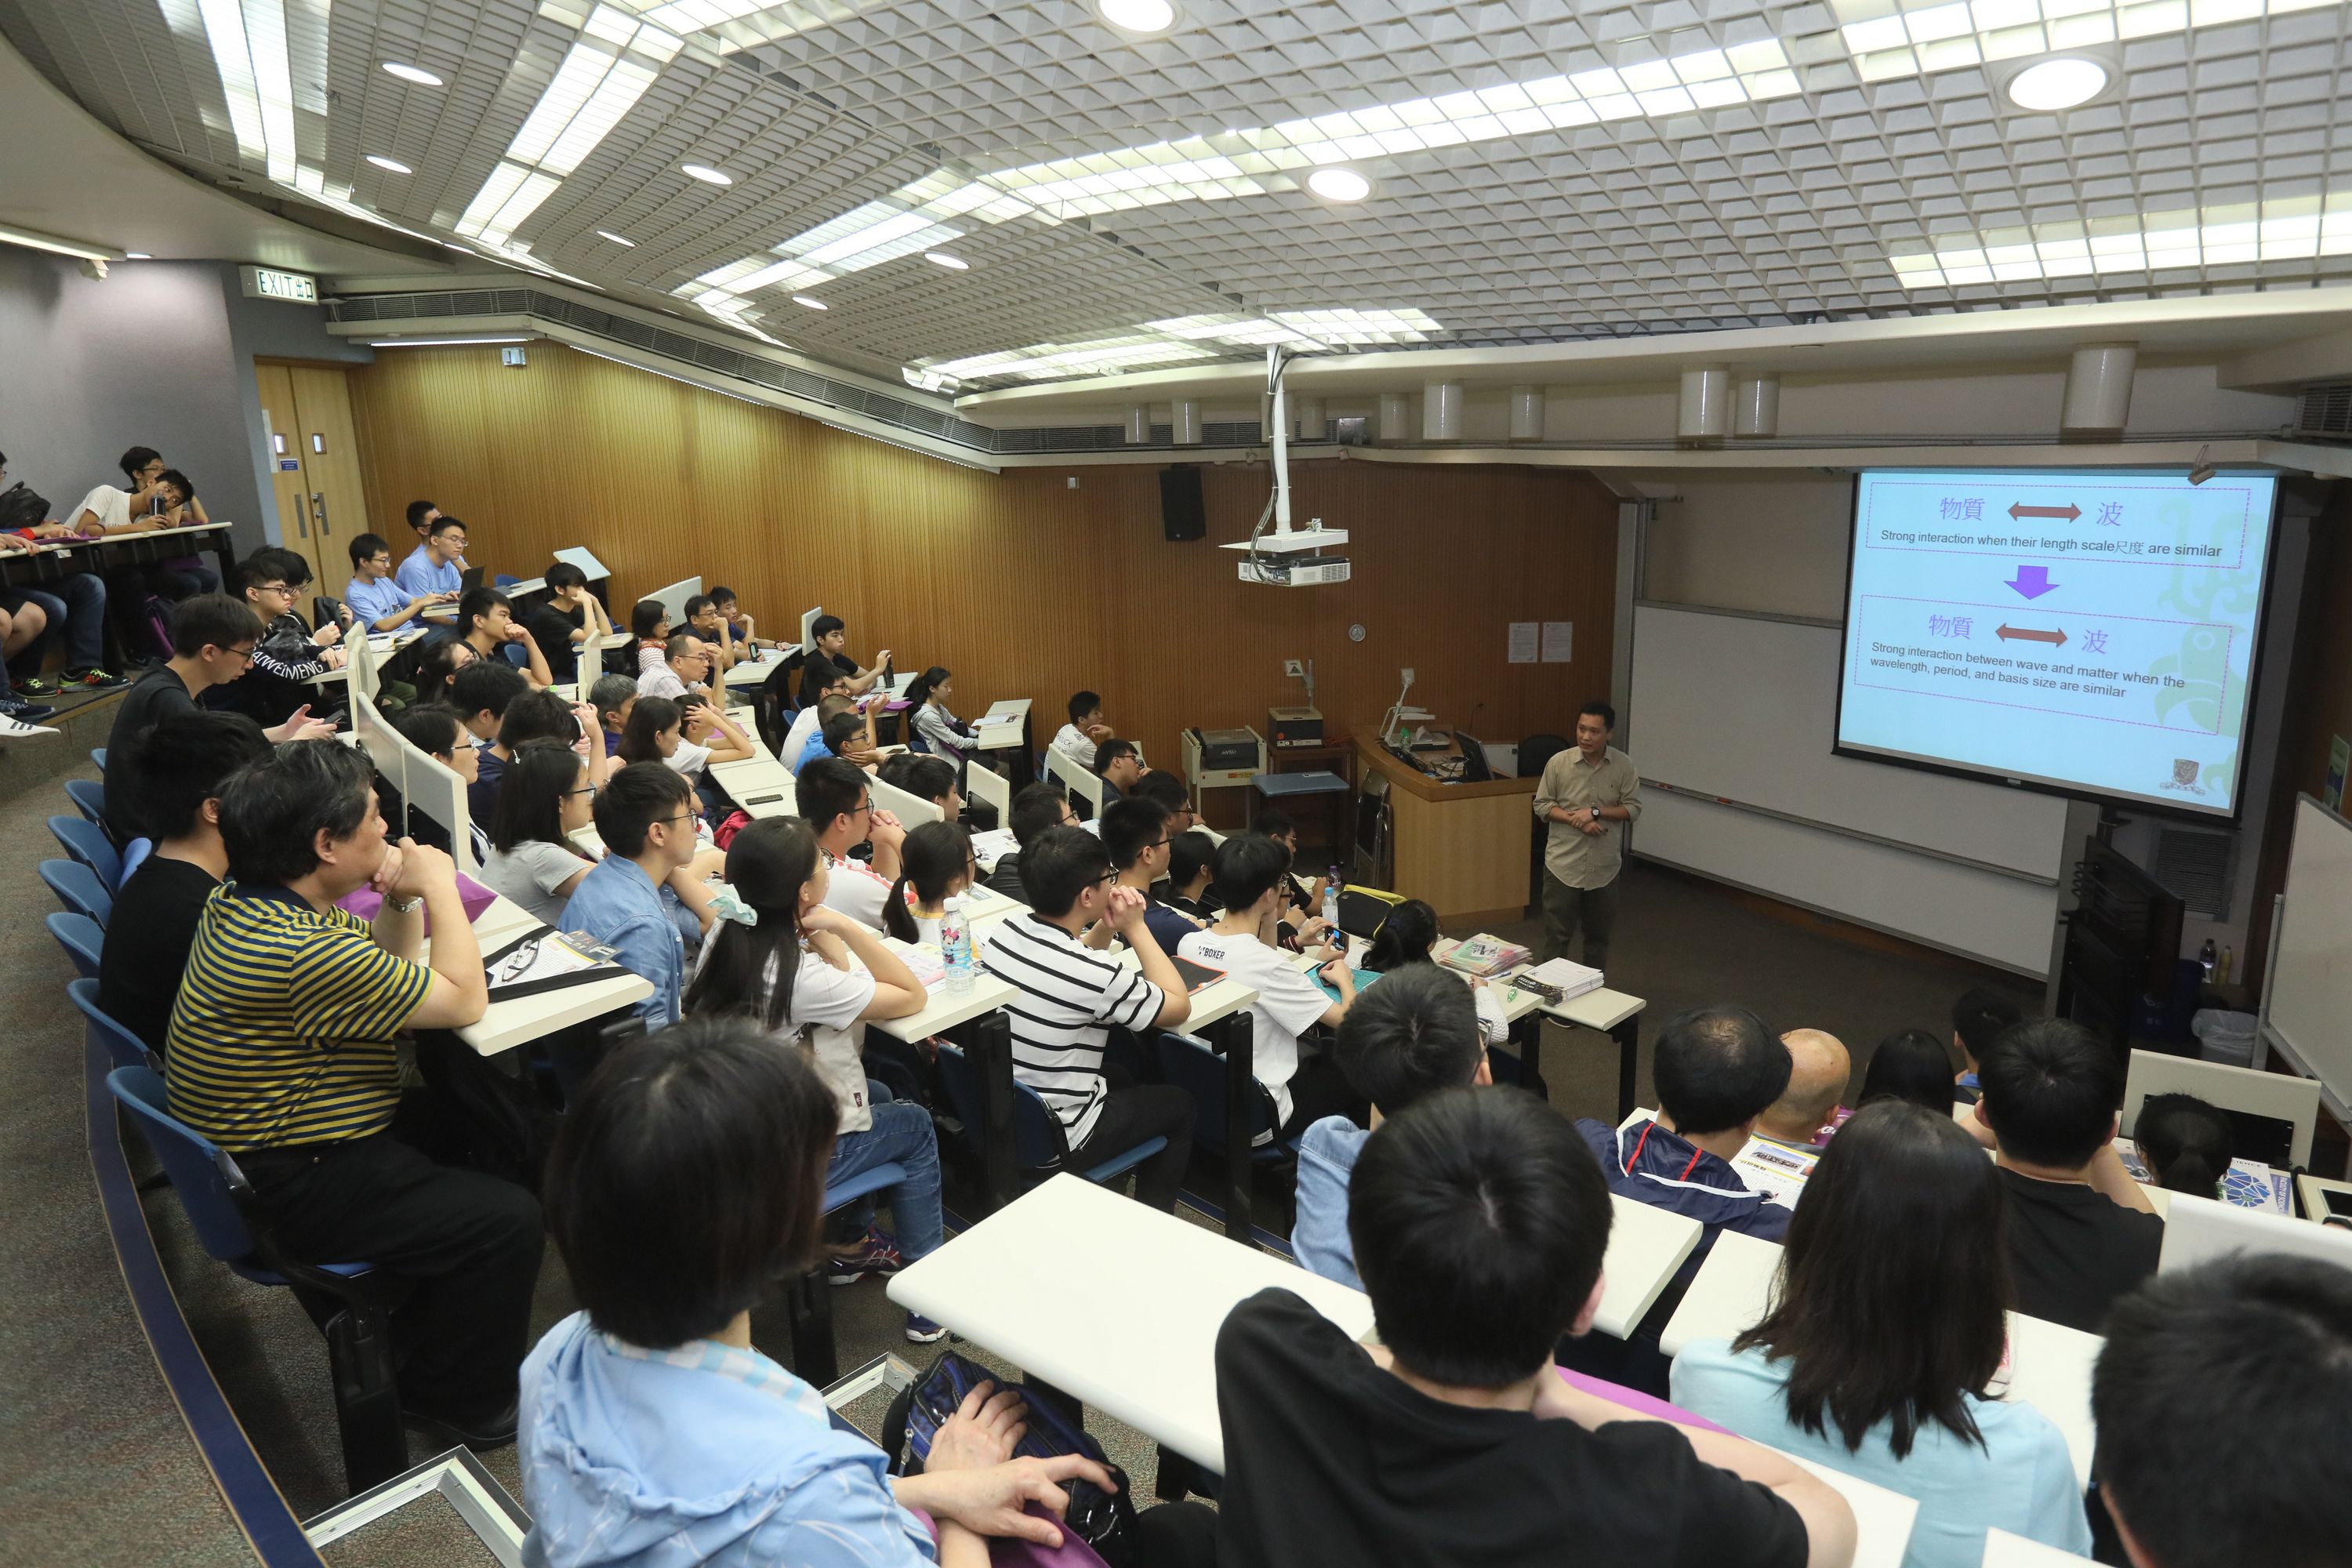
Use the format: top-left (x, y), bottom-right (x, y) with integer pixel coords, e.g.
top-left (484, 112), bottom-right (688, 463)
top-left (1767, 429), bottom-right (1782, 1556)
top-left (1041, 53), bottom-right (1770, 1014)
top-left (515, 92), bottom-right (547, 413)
top-left (2263, 797), bottom-right (2352, 1115)
top-left (1630, 605), bottom-right (2067, 879)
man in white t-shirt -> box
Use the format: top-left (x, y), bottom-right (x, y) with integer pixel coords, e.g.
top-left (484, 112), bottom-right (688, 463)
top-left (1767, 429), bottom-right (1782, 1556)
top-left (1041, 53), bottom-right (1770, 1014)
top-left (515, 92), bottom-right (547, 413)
top-left (1051, 688), bottom-right (1114, 768)
top-left (979, 825), bottom-right (1196, 1211)
top-left (1178, 832), bottom-right (1364, 1142)
top-left (797, 757), bottom-right (904, 930)
top-left (783, 666), bottom-right (851, 767)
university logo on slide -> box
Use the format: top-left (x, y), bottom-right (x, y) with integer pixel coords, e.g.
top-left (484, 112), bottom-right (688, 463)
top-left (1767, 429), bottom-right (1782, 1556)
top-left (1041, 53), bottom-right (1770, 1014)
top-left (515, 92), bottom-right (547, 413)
top-left (2162, 758), bottom-right (2207, 796)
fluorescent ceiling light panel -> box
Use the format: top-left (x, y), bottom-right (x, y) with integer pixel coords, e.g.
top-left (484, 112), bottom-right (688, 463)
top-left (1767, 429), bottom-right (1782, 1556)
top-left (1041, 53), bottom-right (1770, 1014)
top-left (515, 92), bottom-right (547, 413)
top-left (457, 5), bottom-right (677, 245)
top-left (192, 0), bottom-right (303, 183)
top-left (596, 229), bottom-right (637, 245)
top-left (381, 60), bottom-right (443, 85)
top-left (1886, 192), bottom-right (2352, 286)
top-left (1834, 0), bottom-right (2338, 85)
top-left (365, 154), bottom-right (412, 172)
top-left (0, 223), bottom-right (119, 263)
top-left (640, 0), bottom-right (877, 49)
top-left (914, 305), bottom-right (1449, 390)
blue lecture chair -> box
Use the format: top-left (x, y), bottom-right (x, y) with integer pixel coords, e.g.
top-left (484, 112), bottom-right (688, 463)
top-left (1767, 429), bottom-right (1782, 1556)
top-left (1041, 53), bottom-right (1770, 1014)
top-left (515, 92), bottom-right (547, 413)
top-left (47, 915), bottom-right (104, 980)
top-left (38, 860), bottom-right (111, 926)
top-left (64, 776), bottom-right (106, 827)
top-left (68, 979), bottom-right (152, 1073)
top-left (1157, 1032), bottom-right (1305, 1161)
top-left (48, 815), bottom-right (122, 891)
top-left (107, 1065), bottom-right (409, 1495)
top-left (119, 837), bottom-right (154, 884)
top-left (89, 746), bottom-right (107, 773)
top-left (786, 1161), bottom-right (913, 1388)
top-left (934, 1041), bottom-right (1167, 1193)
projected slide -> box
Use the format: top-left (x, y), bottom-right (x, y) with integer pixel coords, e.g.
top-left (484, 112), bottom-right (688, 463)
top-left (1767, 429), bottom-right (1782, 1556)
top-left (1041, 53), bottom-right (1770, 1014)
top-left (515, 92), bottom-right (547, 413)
top-left (1838, 468), bottom-right (2277, 817)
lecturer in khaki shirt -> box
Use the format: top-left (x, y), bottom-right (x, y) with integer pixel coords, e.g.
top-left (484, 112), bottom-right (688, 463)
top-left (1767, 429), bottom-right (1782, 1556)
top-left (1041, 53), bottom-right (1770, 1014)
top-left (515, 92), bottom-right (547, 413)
top-left (1530, 699), bottom-right (1642, 972)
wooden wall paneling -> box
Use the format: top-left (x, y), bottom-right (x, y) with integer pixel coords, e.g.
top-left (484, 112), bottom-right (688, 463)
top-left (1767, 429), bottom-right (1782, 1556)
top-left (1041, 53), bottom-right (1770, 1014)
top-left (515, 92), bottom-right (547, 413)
top-left (345, 343), bottom-right (1620, 775)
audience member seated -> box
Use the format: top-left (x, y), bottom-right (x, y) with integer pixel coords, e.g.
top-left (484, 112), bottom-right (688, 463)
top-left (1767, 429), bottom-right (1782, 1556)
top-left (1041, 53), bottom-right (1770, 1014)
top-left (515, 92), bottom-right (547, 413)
top-left (104, 595), bottom-right (332, 840)
top-left (96, 711), bottom-right (270, 1053)
top-left (1102, 796), bottom-right (1200, 953)
top-left (563, 762), bottom-right (714, 1027)
top-left (589, 674), bottom-right (636, 761)
top-left (1051, 689), bottom-right (1112, 768)
top-left (2129, 1093), bottom-right (2234, 1200)
top-left (1951, 986), bottom-right (2023, 1107)
top-left (0, 476), bottom-right (121, 693)
top-left (1093, 737), bottom-right (1142, 797)
top-left (403, 499), bottom-right (450, 557)
top-left (395, 514), bottom-right (469, 598)
top-left (980, 826), bottom-right (1196, 1210)
top-left (881, 820), bottom-right (977, 946)
top-left (629, 600), bottom-right (670, 679)
top-left (449, 659), bottom-right (528, 756)
top-left (684, 818), bottom-right (949, 1341)
top-left (1752, 1029), bottom-right (1849, 1152)
top-left (681, 593), bottom-right (740, 673)
top-left (1248, 811), bottom-right (1323, 926)
top-left (524, 561), bottom-right (613, 685)
top-left (707, 585), bottom-right (758, 648)
top-left (409, 635), bottom-right (477, 708)
top-left (876, 752), bottom-right (963, 822)
top-left (1359, 898), bottom-right (1508, 1043)
top-left (797, 758), bottom-right (906, 931)
top-left (209, 549), bottom-right (345, 727)
top-left (1294, 964), bottom-right (1492, 1290)
top-left (474, 688), bottom-right (588, 828)
top-left (782, 666), bottom-right (850, 766)
top-left (521, 1018), bottom-right (1216, 1566)
top-left (1216, 1088), bottom-right (1855, 1568)
top-left (459, 586), bottom-right (554, 690)
top-left (800, 702), bottom-right (878, 773)
top-left (2092, 1256), bottom-right (2352, 1568)
top-left (1133, 767), bottom-right (1198, 835)
top-left (902, 665), bottom-right (973, 760)
top-left (480, 740), bottom-right (600, 927)
top-left (1857, 1028), bottom-right (1959, 1115)
top-left (985, 782), bottom-right (1074, 904)
top-left (345, 531), bottom-right (443, 633)
top-left (637, 631), bottom-right (711, 702)
top-left (800, 614), bottom-right (889, 702)
top-left (1163, 828), bottom-right (1218, 918)
top-left (1569, 1004), bottom-right (1794, 1395)
top-left (168, 739), bottom-right (535, 1448)
top-left (390, 705), bottom-right (490, 866)
top-left (1672, 1100), bottom-right (2092, 1568)
top-left (1973, 1018), bottom-right (2162, 1334)
top-left (1178, 833), bottom-right (1366, 1142)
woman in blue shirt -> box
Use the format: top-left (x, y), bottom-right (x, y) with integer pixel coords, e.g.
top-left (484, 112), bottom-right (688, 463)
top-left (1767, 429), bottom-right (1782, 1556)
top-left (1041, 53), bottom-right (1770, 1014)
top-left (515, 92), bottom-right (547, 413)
top-left (1669, 1099), bottom-right (2092, 1568)
top-left (524, 1016), bottom-right (1176, 1567)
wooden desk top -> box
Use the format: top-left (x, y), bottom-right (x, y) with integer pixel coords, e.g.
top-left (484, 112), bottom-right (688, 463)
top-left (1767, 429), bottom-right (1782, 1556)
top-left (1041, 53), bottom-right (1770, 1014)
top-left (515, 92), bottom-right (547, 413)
top-left (1354, 733), bottom-right (1539, 804)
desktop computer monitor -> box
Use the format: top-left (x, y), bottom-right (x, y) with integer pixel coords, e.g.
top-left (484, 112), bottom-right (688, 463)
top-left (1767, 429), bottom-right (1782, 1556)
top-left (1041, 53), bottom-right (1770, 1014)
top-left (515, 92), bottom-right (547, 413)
top-left (1454, 732), bottom-right (1494, 783)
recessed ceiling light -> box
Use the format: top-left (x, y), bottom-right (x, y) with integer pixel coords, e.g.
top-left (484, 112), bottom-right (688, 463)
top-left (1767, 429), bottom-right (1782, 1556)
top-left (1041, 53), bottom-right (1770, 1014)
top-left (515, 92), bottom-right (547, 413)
top-left (681, 162), bottom-right (734, 186)
top-left (125, 251), bottom-right (151, 260)
top-left (381, 61), bottom-right (444, 86)
top-left (2006, 57), bottom-right (2107, 112)
top-left (597, 230), bottom-right (637, 246)
top-left (1098, 0), bottom-right (1175, 33)
top-left (791, 295), bottom-right (829, 310)
top-left (1306, 166), bottom-right (1372, 202)
top-left (924, 251), bottom-right (969, 270)
top-left (365, 154), bottom-right (412, 174)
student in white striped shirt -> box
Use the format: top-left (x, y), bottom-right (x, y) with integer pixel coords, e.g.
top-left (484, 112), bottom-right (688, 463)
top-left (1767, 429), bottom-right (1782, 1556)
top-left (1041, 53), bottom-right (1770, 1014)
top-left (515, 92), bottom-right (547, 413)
top-left (980, 826), bottom-right (1197, 1210)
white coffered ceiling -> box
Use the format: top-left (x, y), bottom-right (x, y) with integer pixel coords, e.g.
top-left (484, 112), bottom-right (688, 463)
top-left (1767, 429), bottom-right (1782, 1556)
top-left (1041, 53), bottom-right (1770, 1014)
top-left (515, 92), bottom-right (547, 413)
top-left (2, 0), bottom-right (2348, 394)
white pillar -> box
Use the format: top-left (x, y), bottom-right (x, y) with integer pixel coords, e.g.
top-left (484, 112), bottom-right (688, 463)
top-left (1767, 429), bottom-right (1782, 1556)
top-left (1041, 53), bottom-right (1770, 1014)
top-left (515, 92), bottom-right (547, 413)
top-left (1171, 398), bottom-right (1203, 445)
top-left (1421, 380), bottom-right (1464, 441)
top-left (1123, 404), bottom-right (1150, 444)
top-left (1294, 395), bottom-right (1327, 439)
top-left (1378, 391), bottom-right (1413, 441)
top-left (1733, 374), bottom-right (1780, 438)
top-left (2060, 343), bottom-right (2136, 441)
top-left (1508, 385), bottom-right (1544, 441)
top-left (1678, 367), bottom-right (1731, 446)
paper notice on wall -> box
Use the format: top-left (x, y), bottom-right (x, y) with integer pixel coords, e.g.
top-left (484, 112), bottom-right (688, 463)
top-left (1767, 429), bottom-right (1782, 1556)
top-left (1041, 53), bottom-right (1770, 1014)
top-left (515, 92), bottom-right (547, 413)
top-left (1508, 622), bottom-right (1538, 664)
top-left (1541, 621), bottom-right (1573, 662)
top-left (2326, 735), bottom-right (2350, 813)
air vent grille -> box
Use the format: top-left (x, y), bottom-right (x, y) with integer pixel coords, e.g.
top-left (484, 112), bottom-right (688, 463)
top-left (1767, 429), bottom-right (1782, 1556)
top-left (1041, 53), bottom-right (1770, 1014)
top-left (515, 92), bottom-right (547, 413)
top-left (2153, 826), bottom-right (2234, 920)
top-left (2297, 383), bottom-right (2352, 439)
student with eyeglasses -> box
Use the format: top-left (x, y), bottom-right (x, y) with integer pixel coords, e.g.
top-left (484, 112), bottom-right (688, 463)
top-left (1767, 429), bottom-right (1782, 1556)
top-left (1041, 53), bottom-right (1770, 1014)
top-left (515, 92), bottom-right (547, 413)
top-left (1100, 795), bottom-right (1200, 953)
top-left (481, 740), bottom-right (602, 927)
top-left (561, 762), bottom-right (718, 1026)
top-left (209, 548), bottom-right (346, 727)
top-left (345, 531), bottom-right (445, 633)
top-left (797, 758), bottom-right (906, 932)
top-left (103, 593), bottom-right (334, 840)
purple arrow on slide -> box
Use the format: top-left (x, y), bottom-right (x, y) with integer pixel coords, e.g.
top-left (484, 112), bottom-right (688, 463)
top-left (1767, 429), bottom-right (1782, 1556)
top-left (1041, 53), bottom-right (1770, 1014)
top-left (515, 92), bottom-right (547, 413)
top-left (2005, 564), bottom-right (2059, 599)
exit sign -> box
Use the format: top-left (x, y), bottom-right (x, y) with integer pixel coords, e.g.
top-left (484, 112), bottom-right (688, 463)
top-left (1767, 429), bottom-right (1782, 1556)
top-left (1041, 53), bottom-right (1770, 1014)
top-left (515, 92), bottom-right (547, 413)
top-left (238, 265), bottom-right (318, 304)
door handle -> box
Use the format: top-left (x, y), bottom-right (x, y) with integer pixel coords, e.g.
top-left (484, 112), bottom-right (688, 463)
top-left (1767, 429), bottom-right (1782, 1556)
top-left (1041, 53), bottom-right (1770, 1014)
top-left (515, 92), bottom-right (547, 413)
top-left (291, 489), bottom-right (309, 539)
top-left (311, 492), bottom-right (331, 537)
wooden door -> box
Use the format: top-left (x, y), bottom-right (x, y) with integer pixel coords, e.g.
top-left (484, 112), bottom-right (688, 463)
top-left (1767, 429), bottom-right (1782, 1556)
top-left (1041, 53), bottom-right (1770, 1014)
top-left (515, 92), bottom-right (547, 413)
top-left (254, 363), bottom-right (330, 591)
top-left (288, 366), bottom-right (371, 594)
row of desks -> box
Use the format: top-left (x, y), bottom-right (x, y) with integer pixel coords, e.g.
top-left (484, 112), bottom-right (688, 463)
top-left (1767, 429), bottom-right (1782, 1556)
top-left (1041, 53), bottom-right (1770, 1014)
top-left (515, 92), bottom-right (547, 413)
top-left (0, 521), bottom-right (240, 672)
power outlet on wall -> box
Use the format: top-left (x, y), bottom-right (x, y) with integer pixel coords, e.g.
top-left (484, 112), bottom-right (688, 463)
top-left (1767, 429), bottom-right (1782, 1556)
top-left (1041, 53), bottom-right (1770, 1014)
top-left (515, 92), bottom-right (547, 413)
top-left (1283, 659), bottom-right (1305, 679)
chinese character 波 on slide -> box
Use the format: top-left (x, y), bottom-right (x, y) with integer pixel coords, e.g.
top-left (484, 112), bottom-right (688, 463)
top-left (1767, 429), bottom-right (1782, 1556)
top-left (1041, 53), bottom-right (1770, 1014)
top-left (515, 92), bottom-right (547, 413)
top-left (2084, 630), bottom-right (2109, 654)
top-left (2094, 502), bottom-right (2122, 527)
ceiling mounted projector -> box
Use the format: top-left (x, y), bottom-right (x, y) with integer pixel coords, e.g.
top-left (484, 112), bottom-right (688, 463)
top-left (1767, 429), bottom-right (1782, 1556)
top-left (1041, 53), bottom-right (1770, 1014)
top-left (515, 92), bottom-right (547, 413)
top-left (1226, 347), bottom-right (1349, 587)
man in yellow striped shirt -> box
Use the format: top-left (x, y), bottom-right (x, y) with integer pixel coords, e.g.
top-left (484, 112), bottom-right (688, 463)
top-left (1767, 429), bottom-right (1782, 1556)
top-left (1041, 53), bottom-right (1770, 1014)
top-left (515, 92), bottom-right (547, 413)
top-left (167, 740), bottom-right (539, 1449)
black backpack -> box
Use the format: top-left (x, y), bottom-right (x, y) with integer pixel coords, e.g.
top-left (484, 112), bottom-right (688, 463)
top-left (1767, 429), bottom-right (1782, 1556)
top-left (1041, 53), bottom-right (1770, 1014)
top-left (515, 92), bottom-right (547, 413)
top-left (0, 481), bottom-right (49, 532)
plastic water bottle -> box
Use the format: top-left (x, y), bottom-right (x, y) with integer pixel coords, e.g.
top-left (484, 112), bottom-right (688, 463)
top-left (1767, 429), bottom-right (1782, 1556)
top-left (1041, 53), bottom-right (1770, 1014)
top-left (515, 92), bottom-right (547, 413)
top-left (942, 896), bottom-right (974, 996)
top-left (1323, 866), bottom-right (1342, 932)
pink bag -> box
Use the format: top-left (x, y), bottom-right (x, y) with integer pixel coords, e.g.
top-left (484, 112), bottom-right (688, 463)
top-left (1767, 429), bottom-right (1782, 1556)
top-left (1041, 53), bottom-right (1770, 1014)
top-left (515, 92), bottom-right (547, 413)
top-left (906, 1509), bottom-right (1112, 1568)
top-left (336, 872), bottom-right (500, 930)
top-left (1555, 1367), bottom-right (1730, 1433)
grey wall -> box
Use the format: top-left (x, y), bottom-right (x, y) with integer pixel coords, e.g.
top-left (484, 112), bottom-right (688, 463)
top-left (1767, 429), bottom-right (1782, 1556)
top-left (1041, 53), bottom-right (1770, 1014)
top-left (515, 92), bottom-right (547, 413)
top-left (0, 247), bottom-right (369, 555)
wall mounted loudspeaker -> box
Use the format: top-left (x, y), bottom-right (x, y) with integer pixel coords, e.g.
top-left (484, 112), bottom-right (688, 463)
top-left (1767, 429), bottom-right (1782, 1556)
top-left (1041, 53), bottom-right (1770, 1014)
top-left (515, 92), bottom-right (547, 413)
top-left (1160, 466), bottom-right (1206, 542)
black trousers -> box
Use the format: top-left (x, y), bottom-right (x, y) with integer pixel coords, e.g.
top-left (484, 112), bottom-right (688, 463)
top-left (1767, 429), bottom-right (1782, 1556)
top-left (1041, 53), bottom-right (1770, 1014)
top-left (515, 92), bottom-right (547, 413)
top-left (1279, 1050), bottom-right (1368, 1138)
top-left (238, 1098), bottom-right (544, 1417)
top-left (1068, 1083), bottom-right (1196, 1213)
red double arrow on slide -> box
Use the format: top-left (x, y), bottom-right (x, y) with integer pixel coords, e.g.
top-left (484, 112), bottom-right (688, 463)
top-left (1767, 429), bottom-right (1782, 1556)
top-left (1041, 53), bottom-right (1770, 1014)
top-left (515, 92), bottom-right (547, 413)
top-left (2008, 502), bottom-right (2082, 521)
top-left (1997, 624), bottom-right (2068, 646)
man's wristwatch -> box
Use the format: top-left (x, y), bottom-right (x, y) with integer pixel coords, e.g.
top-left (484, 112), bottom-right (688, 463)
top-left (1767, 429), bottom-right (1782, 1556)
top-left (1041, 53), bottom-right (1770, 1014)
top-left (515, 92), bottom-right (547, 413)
top-left (1588, 805), bottom-right (1602, 825)
top-left (388, 894), bottom-right (423, 915)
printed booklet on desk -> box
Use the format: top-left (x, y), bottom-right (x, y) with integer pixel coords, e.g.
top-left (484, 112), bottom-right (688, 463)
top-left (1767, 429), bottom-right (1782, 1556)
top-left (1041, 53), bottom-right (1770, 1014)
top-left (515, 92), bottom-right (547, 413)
top-left (483, 927), bottom-right (624, 999)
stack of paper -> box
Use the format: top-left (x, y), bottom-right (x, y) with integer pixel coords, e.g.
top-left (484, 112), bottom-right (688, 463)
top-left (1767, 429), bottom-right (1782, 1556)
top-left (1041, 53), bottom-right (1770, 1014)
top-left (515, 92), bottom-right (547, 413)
top-left (1438, 934), bottom-right (1532, 978)
top-left (969, 826), bottom-right (1020, 873)
top-left (1515, 956), bottom-right (1606, 1004)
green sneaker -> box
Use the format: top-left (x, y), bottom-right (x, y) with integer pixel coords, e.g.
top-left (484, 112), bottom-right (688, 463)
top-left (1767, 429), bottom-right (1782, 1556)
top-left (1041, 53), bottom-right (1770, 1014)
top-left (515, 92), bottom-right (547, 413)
top-left (13, 675), bottom-right (58, 698)
top-left (64, 666), bottom-right (129, 691)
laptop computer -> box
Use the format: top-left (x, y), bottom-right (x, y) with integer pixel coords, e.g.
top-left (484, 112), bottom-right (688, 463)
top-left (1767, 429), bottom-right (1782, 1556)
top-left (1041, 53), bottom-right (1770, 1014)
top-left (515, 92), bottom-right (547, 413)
top-left (461, 566), bottom-right (486, 593)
